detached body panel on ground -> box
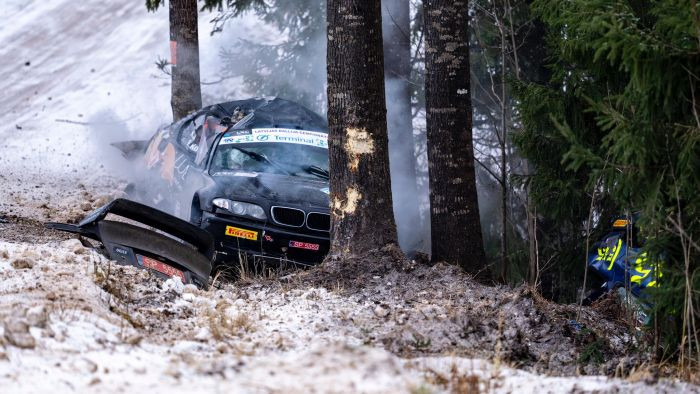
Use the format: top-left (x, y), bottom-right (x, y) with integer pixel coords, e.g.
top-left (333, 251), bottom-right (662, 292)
top-left (46, 198), bottom-right (213, 288)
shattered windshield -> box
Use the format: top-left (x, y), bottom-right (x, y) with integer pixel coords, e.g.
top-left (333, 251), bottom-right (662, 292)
top-left (209, 128), bottom-right (329, 179)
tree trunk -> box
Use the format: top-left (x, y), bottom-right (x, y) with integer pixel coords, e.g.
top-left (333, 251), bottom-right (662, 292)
top-left (424, 0), bottom-right (486, 273)
top-left (382, 0), bottom-right (424, 254)
top-left (326, 0), bottom-right (398, 255)
top-left (499, 21), bottom-right (509, 283)
top-left (170, 0), bottom-right (202, 121)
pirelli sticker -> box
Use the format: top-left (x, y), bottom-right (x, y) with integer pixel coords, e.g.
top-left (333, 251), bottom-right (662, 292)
top-left (225, 226), bottom-right (258, 241)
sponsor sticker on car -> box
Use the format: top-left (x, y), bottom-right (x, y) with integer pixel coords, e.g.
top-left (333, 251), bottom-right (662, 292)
top-left (137, 254), bottom-right (186, 282)
top-left (225, 225), bottom-right (258, 241)
top-left (289, 240), bottom-right (320, 251)
top-left (220, 128), bottom-right (328, 149)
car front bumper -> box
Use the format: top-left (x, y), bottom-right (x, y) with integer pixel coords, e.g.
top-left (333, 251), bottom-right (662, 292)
top-left (200, 211), bottom-right (330, 266)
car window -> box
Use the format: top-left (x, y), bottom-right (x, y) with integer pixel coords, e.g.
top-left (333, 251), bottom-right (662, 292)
top-left (193, 116), bottom-right (224, 166)
top-left (209, 129), bottom-right (329, 179)
top-left (177, 114), bottom-right (207, 156)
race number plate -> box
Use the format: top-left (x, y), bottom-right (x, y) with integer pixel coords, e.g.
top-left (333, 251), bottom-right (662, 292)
top-left (289, 240), bottom-right (320, 251)
top-left (137, 254), bottom-right (186, 282)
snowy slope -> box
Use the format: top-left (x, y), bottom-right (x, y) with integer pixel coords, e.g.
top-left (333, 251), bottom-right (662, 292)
top-left (0, 0), bottom-right (277, 221)
top-left (0, 0), bottom-right (273, 177)
top-left (1, 0), bottom-right (167, 175)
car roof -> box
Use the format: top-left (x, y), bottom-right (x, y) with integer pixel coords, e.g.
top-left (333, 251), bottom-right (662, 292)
top-left (204, 97), bottom-right (328, 133)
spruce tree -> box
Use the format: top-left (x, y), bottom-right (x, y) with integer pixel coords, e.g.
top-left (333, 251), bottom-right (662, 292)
top-left (516, 0), bottom-right (700, 364)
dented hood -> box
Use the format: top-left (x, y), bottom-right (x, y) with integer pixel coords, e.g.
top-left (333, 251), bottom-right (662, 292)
top-left (207, 172), bottom-right (330, 209)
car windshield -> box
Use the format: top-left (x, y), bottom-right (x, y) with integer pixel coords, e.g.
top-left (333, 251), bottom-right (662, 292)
top-left (209, 128), bottom-right (329, 180)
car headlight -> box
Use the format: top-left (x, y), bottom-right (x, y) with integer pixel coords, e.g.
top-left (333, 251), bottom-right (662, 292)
top-left (212, 198), bottom-right (267, 220)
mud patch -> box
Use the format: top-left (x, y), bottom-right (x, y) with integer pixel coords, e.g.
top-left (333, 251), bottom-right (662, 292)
top-left (0, 218), bottom-right (72, 243)
top-left (0, 169), bottom-right (125, 224)
top-left (294, 245), bottom-right (652, 376)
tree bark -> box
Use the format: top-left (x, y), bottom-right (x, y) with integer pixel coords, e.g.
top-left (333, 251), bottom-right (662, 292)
top-left (170, 0), bottom-right (202, 121)
top-left (424, 0), bottom-right (486, 273)
top-left (382, 0), bottom-right (424, 254)
top-left (326, 0), bottom-right (398, 255)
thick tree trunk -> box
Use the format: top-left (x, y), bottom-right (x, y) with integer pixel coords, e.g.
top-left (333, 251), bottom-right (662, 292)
top-left (423, 0), bottom-right (486, 273)
top-left (382, 0), bottom-right (424, 254)
top-left (326, 0), bottom-right (398, 255)
top-left (170, 0), bottom-right (202, 121)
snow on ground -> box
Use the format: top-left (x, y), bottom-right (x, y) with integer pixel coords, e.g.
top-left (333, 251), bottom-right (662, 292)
top-left (1, 240), bottom-right (695, 393)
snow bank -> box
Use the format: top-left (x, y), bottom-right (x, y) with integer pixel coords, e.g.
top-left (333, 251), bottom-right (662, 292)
top-left (0, 240), bottom-right (695, 393)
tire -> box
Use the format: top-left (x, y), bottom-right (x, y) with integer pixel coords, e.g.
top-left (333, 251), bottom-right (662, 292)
top-left (97, 220), bottom-right (211, 289)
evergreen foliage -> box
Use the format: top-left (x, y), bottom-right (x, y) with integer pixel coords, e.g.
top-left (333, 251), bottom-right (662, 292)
top-left (146, 0), bottom-right (265, 13)
top-left (516, 0), bottom-right (700, 362)
top-left (215, 0), bottom-right (328, 113)
top-left (210, 1), bottom-right (426, 115)
top-left (145, 0), bottom-right (164, 11)
top-left (469, 0), bottom-right (551, 283)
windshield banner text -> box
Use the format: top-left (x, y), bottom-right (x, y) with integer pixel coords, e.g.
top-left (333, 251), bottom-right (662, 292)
top-left (220, 128), bottom-right (328, 149)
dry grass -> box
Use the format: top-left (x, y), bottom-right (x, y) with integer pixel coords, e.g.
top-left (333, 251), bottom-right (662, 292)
top-left (231, 312), bottom-right (255, 332)
top-left (91, 259), bottom-right (145, 333)
top-left (677, 361), bottom-right (700, 385)
top-left (212, 252), bottom-right (295, 287)
top-left (590, 293), bottom-right (629, 327)
top-left (206, 299), bottom-right (256, 341)
top-left (424, 364), bottom-right (485, 394)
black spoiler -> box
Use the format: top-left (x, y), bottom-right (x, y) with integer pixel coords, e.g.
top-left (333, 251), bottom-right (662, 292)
top-left (46, 198), bottom-right (214, 260)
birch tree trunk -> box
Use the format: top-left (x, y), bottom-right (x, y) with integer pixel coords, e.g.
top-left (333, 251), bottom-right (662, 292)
top-left (170, 0), bottom-right (202, 121)
top-left (326, 0), bottom-right (398, 256)
top-left (424, 0), bottom-right (486, 273)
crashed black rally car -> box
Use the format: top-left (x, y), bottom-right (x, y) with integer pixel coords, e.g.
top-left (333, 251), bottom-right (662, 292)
top-left (127, 98), bottom-right (331, 269)
top-left (46, 98), bottom-right (331, 285)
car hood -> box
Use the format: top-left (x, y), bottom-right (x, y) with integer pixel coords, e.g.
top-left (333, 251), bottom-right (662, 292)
top-left (209, 171), bottom-right (330, 209)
